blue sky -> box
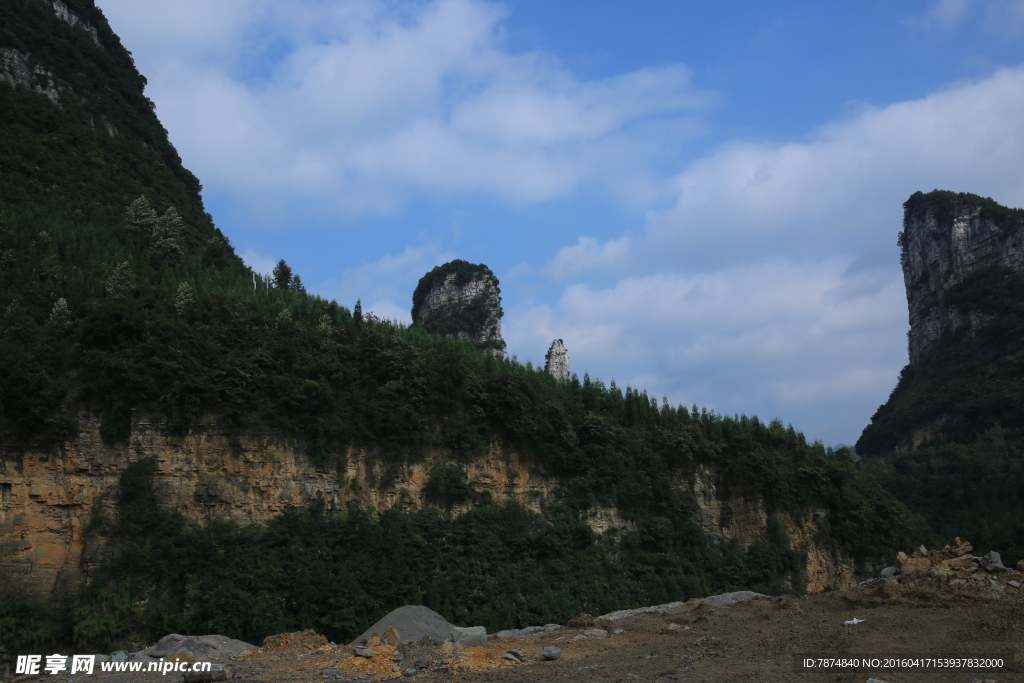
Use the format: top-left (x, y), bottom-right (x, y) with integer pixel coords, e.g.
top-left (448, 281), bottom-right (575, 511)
top-left (96, 0), bottom-right (1024, 445)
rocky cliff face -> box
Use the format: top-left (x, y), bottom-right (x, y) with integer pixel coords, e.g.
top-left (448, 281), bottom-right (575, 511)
top-left (902, 191), bottom-right (1024, 365)
top-left (412, 260), bottom-right (506, 356)
top-left (0, 416), bottom-right (855, 599)
top-left (544, 339), bottom-right (569, 381)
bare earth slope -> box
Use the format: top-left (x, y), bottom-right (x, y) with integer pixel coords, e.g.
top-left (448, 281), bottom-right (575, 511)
top-left (13, 566), bottom-right (1024, 683)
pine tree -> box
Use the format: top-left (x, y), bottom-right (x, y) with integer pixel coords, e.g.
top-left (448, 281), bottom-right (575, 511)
top-left (124, 196), bottom-right (158, 235)
top-left (106, 262), bottom-right (134, 299)
top-left (273, 260), bottom-right (293, 290)
top-left (150, 207), bottom-right (185, 261)
top-left (174, 282), bottom-right (194, 314)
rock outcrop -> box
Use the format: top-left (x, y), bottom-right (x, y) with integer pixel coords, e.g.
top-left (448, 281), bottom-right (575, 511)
top-left (544, 339), bottom-right (569, 381)
top-left (0, 416), bottom-right (855, 599)
top-left (411, 260), bottom-right (505, 357)
top-left (901, 191), bottom-right (1024, 365)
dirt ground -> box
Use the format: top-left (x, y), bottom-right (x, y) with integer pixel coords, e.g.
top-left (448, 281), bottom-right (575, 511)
top-left (11, 569), bottom-right (1024, 683)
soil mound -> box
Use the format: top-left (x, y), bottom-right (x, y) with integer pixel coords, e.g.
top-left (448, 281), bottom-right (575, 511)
top-left (351, 605), bottom-right (456, 646)
top-left (261, 629), bottom-right (330, 653)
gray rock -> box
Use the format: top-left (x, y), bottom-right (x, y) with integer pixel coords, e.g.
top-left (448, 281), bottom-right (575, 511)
top-left (501, 652), bottom-right (522, 663)
top-left (704, 591), bottom-right (768, 606)
top-left (353, 648), bottom-right (372, 658)
top-left (880, 566), bottom-right (898, 578)
top-left (404, 668), bottom-right (417, 676)
top-left (544, 339), bottom-right (570, 381)
top-left (451, 625), bottom-right (487, 648)
top-left (414, 657), bottom-right (430, 670)
top-left (183, 664), bottom-right (234, 683)
top-left (109, 651), bottom-right (131, 663)
top-left (135, 634), bottom-right (253, 662)
top-left (981, 551), bottom-right (1008, 573)
top-left (1009, 580), bottom-right (1020, 588)
top-left (412, 264), bottom-right (506, 357)
top-left (901, 196), bottom-right (1024, 365)
top-left (600, 602), bottom-right (686, 622)
top-left (542, 646), bottom-right (561, 660)
top-left (93, 655), bottom-right (110, 664)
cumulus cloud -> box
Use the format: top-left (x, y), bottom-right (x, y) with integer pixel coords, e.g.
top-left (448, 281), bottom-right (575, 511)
top-left (648, 66), bottom-right (1024, 271)
top-left (908, 0), bottom-right (1024, 33)
top-left (239, 248), bottom-right (277, 276)
top-left (544, 236), bottom-right (632, 279)
top-left (507, 259), bottom-right (907, 442)
top-left (98, 0), bottom-right (709, 218)
top-left (316, 243), bottom-right (456, 323)
top-left (510, 66), bottom-right (1024, 443)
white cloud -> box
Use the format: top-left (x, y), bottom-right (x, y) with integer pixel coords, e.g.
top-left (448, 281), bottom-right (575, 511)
top-left (920, 0), bottom-right (977, 30)
top-left (909, 0), bottom-right (1024, 33)
top-left (506, 259), bottom-right (906, 441)
top-left (316, 244), bottom-right (456, 323)
top-left (513, 66), bottom-right (1024, 443)
top-left (648, 66), bottom-right (1024, 270)
top-left (97, 0), bottom-right (709, 218)
top-left (545, 236), bottom-right (632, 279)
top-left (239, 248), bottom-right (277, 276)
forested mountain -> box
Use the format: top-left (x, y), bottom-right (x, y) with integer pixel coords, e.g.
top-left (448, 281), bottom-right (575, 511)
top-left (858, 190), bottom-right (1024, 565)
top-left (1, 0), bottom-right (926, 658)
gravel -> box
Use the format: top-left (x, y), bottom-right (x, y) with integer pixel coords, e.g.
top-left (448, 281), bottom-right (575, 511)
top-left (350, 605), bottom-right (457, 646)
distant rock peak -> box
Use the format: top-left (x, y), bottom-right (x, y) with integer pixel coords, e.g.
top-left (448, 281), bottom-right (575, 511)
top-left (412, 260), bottom-right (506, 356)
top-left (901, 191), bottom-right (1024, 365)
top-left (545, 339), bottom-right (569, 381)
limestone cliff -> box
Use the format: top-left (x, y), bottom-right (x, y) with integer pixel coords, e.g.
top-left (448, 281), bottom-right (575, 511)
top-left (411, 260), bottom-right (506, 356)
top-left (901, 191), bottom-right (1024, 365)
top-left (0, 416), bottom-right (856, 599)
top-left (544, 339), bottom-right (570, 382)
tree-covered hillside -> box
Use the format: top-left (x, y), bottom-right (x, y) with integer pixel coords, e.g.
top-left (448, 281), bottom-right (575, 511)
top-left (1, 0), bottom-right (930, 658)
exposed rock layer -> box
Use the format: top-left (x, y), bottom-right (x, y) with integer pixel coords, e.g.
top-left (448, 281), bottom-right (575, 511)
top-left (1, 416), bottom-right (854, 598)
top-left (544, 339), bottom-right (569, 381)
top-left (412, 261), bottom-right (505, 356)
top-left (902, 194), bottom-right (1024, 364)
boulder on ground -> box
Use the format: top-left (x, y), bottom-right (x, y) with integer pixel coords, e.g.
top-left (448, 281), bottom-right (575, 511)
top-left (452, 625), bottom-right (487, 648)
top-left (705, 591), bottom-right (768, 606)
top-left (937, 554), bottom-right (974, 570)
top-left (135, 634), bottom-right (254, 662)
top-left (183, 664), bottom-right (234, 682)
top-left (898, 553), bottom-right (931, 573)
top-left (980, 551), bottom-right (1007, 573)
top-left (542, 646), bottom-right (561, 660)
top-left (880, 566), bottom-right (898, 578)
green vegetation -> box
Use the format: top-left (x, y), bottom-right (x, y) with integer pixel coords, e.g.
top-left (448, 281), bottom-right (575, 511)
top-left (3, 456), bottom-right (913, 653)
top-left (0, 0), bottom-right (930, 660)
